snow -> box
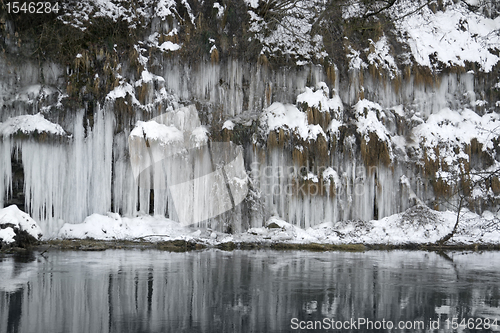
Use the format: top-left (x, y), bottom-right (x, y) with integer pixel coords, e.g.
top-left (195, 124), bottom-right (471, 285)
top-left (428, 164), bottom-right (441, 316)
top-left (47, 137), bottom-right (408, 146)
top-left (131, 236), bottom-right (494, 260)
top-left (355, 99), bottom-right (391, 143)
top-left (327, 119), bottom-right (343, 135)
top-left (0, 113), bottom-right (66, 137)
top-left (213, 2), bottom-right (224, 18)
top-left (59, 0), bottom-right (189, 30)
top-left (260, 102), bottom-right (326, 141)
top-left (0, 205), bottom-right (43, 243)
top-left (158, 41), bottom-right (181, 52)
top-left (414, 108), bottom-right (500, 151)
top-left (392, 105), bottom-right (405, 117)
top-left (347, 46), bottom-right (367, 70)
top-left (129, 120), bottom-right (184, 145)
top-left (349, 99), bottom-right (500, 174)
top-left (304, 172), bottom-right (318, 183)
top-left (248, 0), bottom-right (327, 61)
top-left (134, 44), bottom-right (149, 66)
top-left (397, 2), bottom-right (500, 72)
top-left (190, 126), bottom-right (209, 146)
top-left (392, 135), bottom-right (407, 154)
top-left (296, 82), bottom-right (343, 112)
top-left (105, 82), bottom-right (141, 105)
top-left (342, 1), bottom-right (500, 73)
top-left (56, 205), bottom-right (500, 246)
top-left (247, 207), bottom-right (497, 245)
top-left (244, 0), bottom-right (259, 8)
top-left (367, 35), bottom-right (398, 78)
top-left (223, 120), bottom-right (235, 130)
top-left (156, 0), bottom-right (176, 19)
top-left (363, 211), bottom-right (449, 244)
top-left (180, 0), bottom-right (195, 24)
top-left (322, 167), bottom-right (340, 188)
top-left (59, 213), bottom-right (193, 241)
top-left (137, 70), bottom-right (164, 84)
top-left (260, 83), bottom-right (343, 140)
top-left (0, 228), bottom-right (16, 244)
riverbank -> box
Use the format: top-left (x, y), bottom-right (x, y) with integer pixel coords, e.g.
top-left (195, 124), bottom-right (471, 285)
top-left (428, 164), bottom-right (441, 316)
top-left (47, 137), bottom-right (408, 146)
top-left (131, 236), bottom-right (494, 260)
top-left (2, 238), bottom-right (500, 255)
top-left (2, 204), bottom-right (500, 253)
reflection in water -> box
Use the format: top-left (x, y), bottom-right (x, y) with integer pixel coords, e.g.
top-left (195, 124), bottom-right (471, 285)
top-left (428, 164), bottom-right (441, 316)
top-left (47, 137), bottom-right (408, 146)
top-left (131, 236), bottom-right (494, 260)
top-left (1, 250), bottom-right (500, 333)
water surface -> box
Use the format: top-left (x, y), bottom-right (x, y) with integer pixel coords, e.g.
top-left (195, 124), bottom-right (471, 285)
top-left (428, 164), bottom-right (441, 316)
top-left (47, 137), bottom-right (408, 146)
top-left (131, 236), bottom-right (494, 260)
top-left (1, 249), bottom-right (500, 332)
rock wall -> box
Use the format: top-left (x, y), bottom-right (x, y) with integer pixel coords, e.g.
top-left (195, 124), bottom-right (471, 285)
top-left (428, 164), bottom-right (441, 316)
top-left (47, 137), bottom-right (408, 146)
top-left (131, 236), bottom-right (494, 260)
top-left (1, 55), bottom-right (499, 237)
top-left (1, 0), bottom-right (499, 237)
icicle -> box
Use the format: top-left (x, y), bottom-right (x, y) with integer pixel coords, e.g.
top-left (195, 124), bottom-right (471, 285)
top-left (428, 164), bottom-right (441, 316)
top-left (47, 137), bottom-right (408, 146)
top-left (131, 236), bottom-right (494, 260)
top-left (11, 104), bottom-right (115, 237)
top-left (0, 138), bottom-right (13, 208)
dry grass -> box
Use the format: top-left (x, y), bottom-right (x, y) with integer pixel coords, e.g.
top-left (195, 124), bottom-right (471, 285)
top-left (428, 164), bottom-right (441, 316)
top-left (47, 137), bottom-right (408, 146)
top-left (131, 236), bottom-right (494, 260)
top-left (422, 147), bottom-right (440, 176)
top-left (305, 107), bottom-right (331, 131)
top-left (413, 65), bottom-right (439, 87)
top-left (491, 177), bottom-right (500, 195)
top-left (258, 53), bottom-right (269, 68)
top-left (433, 178), bottom-right (452, 197)
top-left (265, 83), bottom-right (272, 106)
top-left (136, 82), bottom-right (150, 105)
top-left (326, 64), bottom-right (336, 85)
top-left (360, 132), bottom-right (391, 167)
top-left (267, 131), bottom-right (278, 147)
top-left (222, 128), bottom-right (232, 142)
top-left (292, 146), bottom-right (307, 166)
top-left (210, 47), bottom-right (219, 64)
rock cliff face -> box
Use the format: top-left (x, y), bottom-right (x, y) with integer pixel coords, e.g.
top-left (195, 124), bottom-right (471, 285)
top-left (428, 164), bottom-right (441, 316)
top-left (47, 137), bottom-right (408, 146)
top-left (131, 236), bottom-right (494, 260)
top-left (0, 0), bottom-right (499, 236)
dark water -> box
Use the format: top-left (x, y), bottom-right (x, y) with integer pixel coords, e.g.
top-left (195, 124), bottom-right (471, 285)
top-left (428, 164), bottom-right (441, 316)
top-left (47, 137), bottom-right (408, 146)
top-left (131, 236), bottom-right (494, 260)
top-left (1, 249), bottom-right (500, 333)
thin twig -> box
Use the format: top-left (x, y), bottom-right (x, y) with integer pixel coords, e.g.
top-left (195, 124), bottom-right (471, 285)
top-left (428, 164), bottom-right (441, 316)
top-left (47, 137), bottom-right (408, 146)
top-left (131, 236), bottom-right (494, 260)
top-left (133, 234), bottom-right (171, 240)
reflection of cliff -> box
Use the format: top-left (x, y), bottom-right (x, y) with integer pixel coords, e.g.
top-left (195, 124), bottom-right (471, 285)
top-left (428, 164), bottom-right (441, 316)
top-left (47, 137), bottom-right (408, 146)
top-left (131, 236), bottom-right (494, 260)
top-left (0, 1), bottom-right (499, 235)
top-left (0, 252), bottom-right (38, 293)
top-left (1, 250), bottom-right (500, 333)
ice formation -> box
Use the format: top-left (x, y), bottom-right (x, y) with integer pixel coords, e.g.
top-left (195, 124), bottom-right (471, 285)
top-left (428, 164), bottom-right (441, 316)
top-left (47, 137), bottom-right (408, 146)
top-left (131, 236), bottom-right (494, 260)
top-left (0, 106), bottom-right (113, 236)
top-left (0, 0), bottom-right (499, 242)
top-left (1, 62), bottom-right (498, 238)
top-left (1, 64), bottom-right (499, 238)
top-left (128, 105), bottom-right (248, 227)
